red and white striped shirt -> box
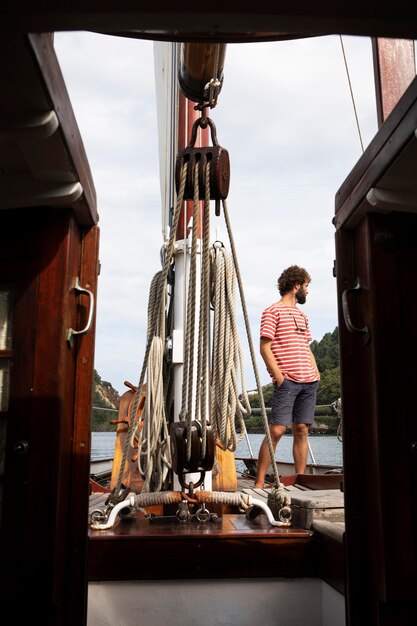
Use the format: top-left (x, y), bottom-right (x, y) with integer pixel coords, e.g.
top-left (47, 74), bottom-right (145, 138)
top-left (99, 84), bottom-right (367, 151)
top-left (260, 303), bottom-right (318, 383)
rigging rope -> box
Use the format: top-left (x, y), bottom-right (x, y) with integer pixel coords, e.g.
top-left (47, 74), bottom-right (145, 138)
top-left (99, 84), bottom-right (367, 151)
top-left (332, 397), bottom-right (343, 442)
top-left (340, 35), bottom-right (365, 154)
top-left (221, 198), bottom-right (290, 508)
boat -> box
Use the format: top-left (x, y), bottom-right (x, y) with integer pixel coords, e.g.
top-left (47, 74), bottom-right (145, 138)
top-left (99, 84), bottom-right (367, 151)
top-left (1, 7), bottom-right (417, 626)
top-left (237, 456), bottom-right (342, 481)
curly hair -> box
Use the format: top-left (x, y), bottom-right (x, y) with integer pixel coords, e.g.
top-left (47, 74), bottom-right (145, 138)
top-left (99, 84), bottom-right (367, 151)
top-left (277, 265), bottom-right (311, 296)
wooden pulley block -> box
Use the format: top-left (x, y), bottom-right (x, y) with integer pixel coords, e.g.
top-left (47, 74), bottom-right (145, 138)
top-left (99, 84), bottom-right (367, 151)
top-left (170, 420), bottom-right (215, 475)
top-left (175, 117), bottom-right (230, 201)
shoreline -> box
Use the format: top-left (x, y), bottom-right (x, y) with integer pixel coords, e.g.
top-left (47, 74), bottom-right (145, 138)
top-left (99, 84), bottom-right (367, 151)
top-left (242, 428), bottom-right (339, 435)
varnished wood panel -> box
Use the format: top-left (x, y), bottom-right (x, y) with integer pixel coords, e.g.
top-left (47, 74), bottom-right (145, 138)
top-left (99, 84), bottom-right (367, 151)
top-left (0, 210), bottom-right (99, 625)
top-left (66, 225), bottom-right (100, 626)
top-left (88, 513), bottom-right (318, 581)
top-left (336, 213), bottom-right (417, 624)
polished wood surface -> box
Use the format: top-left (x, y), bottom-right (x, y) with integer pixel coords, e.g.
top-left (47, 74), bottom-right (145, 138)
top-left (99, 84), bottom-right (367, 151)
top-left (0, 210), bottom-right (99, 625)
top-left (89, 511), bottom-right (318, 581)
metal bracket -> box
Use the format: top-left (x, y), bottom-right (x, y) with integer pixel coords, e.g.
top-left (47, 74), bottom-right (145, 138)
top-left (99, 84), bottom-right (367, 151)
top-left (148, 500), bottom-right (218, 525)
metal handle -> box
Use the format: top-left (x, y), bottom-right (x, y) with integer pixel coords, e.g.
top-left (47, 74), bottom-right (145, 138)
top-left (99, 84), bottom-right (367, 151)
top-left (66, 277), bottom-right (94, 347)
top-left (342, 279), bottom-right (370, 344)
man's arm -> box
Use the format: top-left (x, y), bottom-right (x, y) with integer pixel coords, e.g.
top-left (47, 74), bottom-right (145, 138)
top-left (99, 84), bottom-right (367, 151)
top-left (309, 348), bottom-right (320, 380)
top-left (260, 336), bottom-right (285, 386)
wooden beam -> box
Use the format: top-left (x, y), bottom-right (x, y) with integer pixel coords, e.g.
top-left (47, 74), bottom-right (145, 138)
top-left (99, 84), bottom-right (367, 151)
top-left (1, 4), bottom-right (417, 42)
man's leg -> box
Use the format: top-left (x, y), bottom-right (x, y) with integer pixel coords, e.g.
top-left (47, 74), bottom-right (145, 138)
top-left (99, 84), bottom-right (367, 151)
top-left (254, 424), bottom-right (286, 487)
top-left (292, 381), bottom-right (318, 474)
top-left (292, 422), bottom-right (309, 474)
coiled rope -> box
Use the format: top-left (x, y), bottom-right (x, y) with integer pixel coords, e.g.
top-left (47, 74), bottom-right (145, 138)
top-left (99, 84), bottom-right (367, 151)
top-left (112, 161), bottom-right (188, 494)
top-left (130, 489), bottom-right (251, 512)
top-left (210, 241), bottom-right (251, 452)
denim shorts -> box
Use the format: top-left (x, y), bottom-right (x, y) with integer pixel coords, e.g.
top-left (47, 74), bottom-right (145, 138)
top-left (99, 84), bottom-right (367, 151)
top-left (269, 379), bottom-right (319, 426)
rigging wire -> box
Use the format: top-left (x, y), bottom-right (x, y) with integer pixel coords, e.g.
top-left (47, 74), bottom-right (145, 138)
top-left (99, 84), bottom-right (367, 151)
top-left (340, 35), bottom-right (365, 154)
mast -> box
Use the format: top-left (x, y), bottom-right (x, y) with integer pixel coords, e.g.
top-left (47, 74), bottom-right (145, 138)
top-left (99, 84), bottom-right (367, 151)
top-left (154, 42), bottom-right (225, 492)
top-left (172, 90), bottom-right (211, 491)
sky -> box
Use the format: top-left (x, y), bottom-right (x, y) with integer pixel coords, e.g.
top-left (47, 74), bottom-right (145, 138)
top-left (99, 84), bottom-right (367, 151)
top-left (53, 31), bottom-right (379, 394)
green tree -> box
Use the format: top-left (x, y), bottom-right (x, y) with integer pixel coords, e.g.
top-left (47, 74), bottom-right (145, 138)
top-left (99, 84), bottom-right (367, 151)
top-left (310, 327), bottom-right (341, 405)
top-left (316, 366), bottom-right (341, 405)
top-left (310, 327), bottom-right (339, 372)
top-left (248, 383), bottom-right (274, 408)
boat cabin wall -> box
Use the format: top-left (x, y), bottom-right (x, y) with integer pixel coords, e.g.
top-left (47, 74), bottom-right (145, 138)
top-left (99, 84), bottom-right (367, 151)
top-left (0, 208), bottom-right (99, 624)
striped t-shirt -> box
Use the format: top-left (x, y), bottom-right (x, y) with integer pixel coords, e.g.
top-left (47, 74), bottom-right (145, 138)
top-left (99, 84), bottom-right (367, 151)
top-left (260, 303), bottom-right (318, 383)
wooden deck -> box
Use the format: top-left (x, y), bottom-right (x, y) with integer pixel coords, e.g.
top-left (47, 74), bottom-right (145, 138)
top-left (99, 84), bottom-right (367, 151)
top-left (88, 474), bottom-right (345, 592)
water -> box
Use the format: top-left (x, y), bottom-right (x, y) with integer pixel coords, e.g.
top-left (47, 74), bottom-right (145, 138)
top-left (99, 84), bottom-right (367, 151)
top-left (91, 431), bottom-right (343, 469)
top-left (91, 431), bottom-right (118, 461)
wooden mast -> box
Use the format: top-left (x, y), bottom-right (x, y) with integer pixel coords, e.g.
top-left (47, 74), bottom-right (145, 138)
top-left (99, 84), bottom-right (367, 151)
top-left (176, 43), bottom-right (237, 493)
top-left (171, 46), bottom-right (212, 491)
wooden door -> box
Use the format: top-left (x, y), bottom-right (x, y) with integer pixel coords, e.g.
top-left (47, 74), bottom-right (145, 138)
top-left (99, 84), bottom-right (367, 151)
top-left (0, 209), bottom-right (99, 625)
top-left (335, 211), bottom-right (417, 625)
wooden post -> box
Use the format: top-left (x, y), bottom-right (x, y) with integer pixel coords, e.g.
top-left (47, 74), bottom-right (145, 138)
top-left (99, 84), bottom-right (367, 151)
top-left (372, 38), bottom-right (416, 127)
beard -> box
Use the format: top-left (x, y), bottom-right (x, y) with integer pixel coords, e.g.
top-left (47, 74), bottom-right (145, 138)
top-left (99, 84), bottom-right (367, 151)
top-left (296, 287), bottom-right (307, 304)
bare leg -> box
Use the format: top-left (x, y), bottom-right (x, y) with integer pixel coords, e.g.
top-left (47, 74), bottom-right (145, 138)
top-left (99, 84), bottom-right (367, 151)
top-left (254, 424), bottom-right (286, 487)
top-left (292, 423), bottom-right (309, 474)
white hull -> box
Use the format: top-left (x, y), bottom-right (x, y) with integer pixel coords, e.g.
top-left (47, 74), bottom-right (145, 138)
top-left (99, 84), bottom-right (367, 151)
top-left (88, 579), bottom-right (345, 626)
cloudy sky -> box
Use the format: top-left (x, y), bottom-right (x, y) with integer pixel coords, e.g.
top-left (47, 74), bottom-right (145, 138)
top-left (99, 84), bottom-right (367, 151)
top-left (53, 31), bottom-right (379, 394)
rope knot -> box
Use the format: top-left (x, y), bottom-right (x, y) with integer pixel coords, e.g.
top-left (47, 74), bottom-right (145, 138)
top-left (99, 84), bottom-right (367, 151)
top-left (270, 483), bottom-right (292, 509)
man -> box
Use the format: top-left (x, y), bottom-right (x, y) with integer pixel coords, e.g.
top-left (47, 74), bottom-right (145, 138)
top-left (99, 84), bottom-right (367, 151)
top-left (254, 265), bottom-right (320, 487)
